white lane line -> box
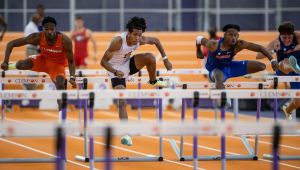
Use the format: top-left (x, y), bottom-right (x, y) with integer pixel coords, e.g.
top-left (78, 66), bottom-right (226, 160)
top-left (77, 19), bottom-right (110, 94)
top-left (10, 111), bottom-right (300, 169)
top-left (7, 115), bottom-right (207, 170)
top-left (69, 135), bottom-right (206, 170)
top-left (0, 138), bottom-right (95, 170)
top-left (165, 110), bottom-right (300, 151)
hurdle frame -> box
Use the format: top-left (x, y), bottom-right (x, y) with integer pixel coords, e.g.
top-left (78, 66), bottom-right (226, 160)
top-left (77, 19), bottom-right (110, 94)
top-left (169, 84), bottom-right (264, 161)
top-left (0, 88), bottom-right (67, 168)
top-left (76, 87), bottom-right (165, 163)
top-left (263, 77), bottom-right (300, 161)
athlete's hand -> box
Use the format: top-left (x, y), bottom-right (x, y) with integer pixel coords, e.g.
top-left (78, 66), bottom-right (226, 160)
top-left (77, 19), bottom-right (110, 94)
top-left (163, 59), bottom-right (172, 71)
top-left (92, 53), bottom-right (98, 63)
top-left (69, 76), bottom-right (77, 88)
top-left (115, 70), bottom-right (124, 78)
top-left (271, 60), bottom-right (279, 71)
top-left (1, 61), bottom-right (8, 71)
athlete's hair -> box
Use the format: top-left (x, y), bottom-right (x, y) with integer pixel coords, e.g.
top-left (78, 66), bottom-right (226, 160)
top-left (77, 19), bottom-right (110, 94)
top-left (76, 16), bottom-right (83, 20)
top-left (278, 21), bottom-right (294, 35)
top-left (36, 4), bottom-right (45, 10)
top-left (222, 24), bottom-right (240, 32)
top-left (126, 16), bottom-right (147, 32)
top-left (208, 27), bottom-right (217, 39)
top-left (42, 16), bottom-right (57, 27)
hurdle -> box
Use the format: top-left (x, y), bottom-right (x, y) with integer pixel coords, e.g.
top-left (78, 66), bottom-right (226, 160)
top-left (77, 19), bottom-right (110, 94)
top-left (2, 68), bottom-right (208, 77)
top-left (75, 75), bottom-right (179, 163)
top-left (76, 89), bottom-right (166, 163)
top-left (1, 119), bottom-right (297, 170)
top-left (169, 81), bottom-right (271, 161)
top-left (1, 89), bottom-right (299, 165)
top-left (89, 119), bottom-right (298, 170)
top-left (263, 76), bottom-right (300, 161)
top-left (0, 91), bottom-right (69, 167)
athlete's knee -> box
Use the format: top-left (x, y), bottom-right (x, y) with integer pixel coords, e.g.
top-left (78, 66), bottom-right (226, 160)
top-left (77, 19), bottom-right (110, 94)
top-left (213, 69), bottom-right (223, 82)
top-left (16, 60), bottom-right (33, 70)
top-left (145, 53), bottom-right (156, 64)
top-left (118, 99), bottom-right (127, 108)
top-left (257, 62), bottom-right (266, 71)
top-left (55, 76), bottom-right (66, 90)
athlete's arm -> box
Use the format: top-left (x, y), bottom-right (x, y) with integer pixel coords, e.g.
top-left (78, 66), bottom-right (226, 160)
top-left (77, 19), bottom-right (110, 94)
top-left (256, 39), bottom-right (278, 59)
top-left (86, 29), bottom-right (98, 60)
top-left (140, 36), bottom-right (172, 70)
top-left (0, 18), bottom-right (7, 41)
top-left (195, 36), bottom-right (217, 59)
top-left (4, 33), bottom-right (40, 63)
top-left (100, 36), bottom-right (122, 74)
top-left (237, 39), bottom-right (278, 71)
top-left (236, 40), bottom-right (274, 61)
top-left (62, 34), bottom-right (76, 77)
top-left (62, 34), bottom-right (77, 88)
top-left (293, 32), bottom-right (300, 51)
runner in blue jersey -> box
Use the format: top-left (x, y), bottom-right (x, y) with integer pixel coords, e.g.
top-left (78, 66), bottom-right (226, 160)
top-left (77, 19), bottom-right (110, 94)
top-left (196, 24), bottom-right (278, 90)
top-left (257, 21), bottom-right (300, 120)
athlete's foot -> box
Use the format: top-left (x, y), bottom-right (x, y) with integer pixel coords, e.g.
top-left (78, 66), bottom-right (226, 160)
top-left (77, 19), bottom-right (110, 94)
top-left (282, 103), bottom-right (292, 121)
top-left (120, 134), bottom-right (132, 146)
top-left (148, 79), bottom-right (169, 88)
top-left (289, 56), bottom-right (300, 74)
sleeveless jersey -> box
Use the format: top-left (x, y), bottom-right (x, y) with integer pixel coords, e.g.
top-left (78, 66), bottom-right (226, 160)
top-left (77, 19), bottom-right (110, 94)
top-left (72, 28), bottom-right (89, 58)
top-left (108, 32), bottom-right (140, 67)
top-left (206, 38), bottom-right (235, 71)
top-left (40, 32), bottom-right (68, 66)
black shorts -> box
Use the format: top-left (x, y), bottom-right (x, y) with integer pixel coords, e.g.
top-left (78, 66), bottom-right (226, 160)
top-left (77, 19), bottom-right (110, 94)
top-left (111, 56), bottom-right (140, 88)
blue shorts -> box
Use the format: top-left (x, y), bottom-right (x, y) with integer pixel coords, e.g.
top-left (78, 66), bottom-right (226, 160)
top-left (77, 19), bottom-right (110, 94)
top-left (276, 70), bottom-right (300, 89)
top-left (209, 60), bottom-right (248, 82)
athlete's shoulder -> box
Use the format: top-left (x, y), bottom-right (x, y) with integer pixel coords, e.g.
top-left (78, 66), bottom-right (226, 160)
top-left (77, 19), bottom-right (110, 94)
top-left (108, 36), bottom-right (122, 51)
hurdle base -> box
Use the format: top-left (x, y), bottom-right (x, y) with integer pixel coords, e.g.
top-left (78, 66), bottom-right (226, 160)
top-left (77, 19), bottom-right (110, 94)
top-left (94, 156), bottom-right (162, 162)
top-left (263, 154), bottom-right (300, 160)
top-left (0, 158), bottom-right (56, 163)
top-left (170, 136), bottom-right (258, 161)
top-left (75, 155), bottom-right (89, 162)
top-left (182, 155), bottom-right (257, 161)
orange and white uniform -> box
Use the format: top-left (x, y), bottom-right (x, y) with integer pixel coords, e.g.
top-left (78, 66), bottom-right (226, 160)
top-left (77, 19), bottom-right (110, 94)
top-left (31, 32), bottom-right (68, 81)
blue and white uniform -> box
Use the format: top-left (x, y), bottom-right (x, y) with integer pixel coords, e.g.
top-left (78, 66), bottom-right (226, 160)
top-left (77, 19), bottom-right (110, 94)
top-left (206, 38), bottom-right (248, 81)
top-left (276, 34), bottom-right (300, 89)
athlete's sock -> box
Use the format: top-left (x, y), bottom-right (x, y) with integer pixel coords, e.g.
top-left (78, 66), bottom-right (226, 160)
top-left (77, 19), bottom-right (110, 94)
top-left (8, 63), bottom-right (16, 70)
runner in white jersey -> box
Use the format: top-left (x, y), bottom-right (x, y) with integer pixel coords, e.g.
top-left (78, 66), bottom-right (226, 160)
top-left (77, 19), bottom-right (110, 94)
top-left (101, 16), bottom-right (172, 146)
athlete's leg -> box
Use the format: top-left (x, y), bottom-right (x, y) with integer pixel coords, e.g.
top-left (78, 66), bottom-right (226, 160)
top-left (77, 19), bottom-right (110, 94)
top-left (54, 75), bottom-right (66, 111)
top-left (283, 82), bottom-right (300, 120)
top-left (246, 60), bottom-right (266, 73)
top-left (132, 53), bottom-right (157, 81)
top-left (110, 78), bottom-right (132, 146)
top-left (15, 58), bottom-right (34, 70)
top-left (210, 68), bottom-right (225, 89)
top-left (111, 78), bottom-right (128, 120)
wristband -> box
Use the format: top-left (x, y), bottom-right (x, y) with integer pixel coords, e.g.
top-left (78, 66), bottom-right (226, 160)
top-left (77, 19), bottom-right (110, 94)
top-left (70, 76), bottom-right (75, 81)
top-left (162, 56), bottom-right (168, 60)
top-left (271, 49), bottom-right (276, 54)
top-left (270, 58), bottom-right (276, 63)
top-left (196, 35), bottom-right (204, 44)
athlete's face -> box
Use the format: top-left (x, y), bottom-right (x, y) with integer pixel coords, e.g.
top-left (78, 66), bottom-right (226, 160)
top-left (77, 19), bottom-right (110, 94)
top-left (127, 29), bottom-right (143, 45)
top-left (75, 19), bottom-right (84, 29)
top-left (280, 34), bottom-right (293, 46)
top-left (43, 23), bottom-right (57, 41)
top-left (224, 28), bottom-right (239, 46)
